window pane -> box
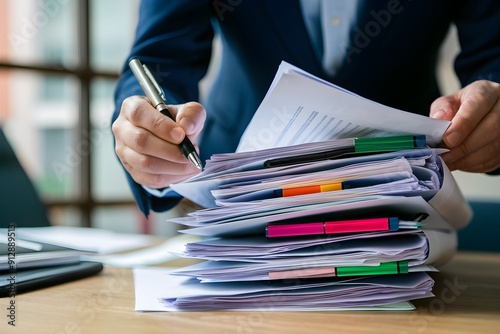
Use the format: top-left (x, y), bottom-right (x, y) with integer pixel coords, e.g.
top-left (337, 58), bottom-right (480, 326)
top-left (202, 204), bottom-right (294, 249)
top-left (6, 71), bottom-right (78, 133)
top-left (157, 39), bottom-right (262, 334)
top-left (92, 205), bottom-right (143, 233)
top-left (90, 0), bottom-right (140, 72)
top-left (48, 206), bottom-right (82, 227)
top-left (0, 0), bottom-right (78, 67)
top-left (1, 70), bottom-right (80, 200)
top-left (92, 205), bottom-right (185, 237)
top-left (91, 78), bottom-right (133, 201)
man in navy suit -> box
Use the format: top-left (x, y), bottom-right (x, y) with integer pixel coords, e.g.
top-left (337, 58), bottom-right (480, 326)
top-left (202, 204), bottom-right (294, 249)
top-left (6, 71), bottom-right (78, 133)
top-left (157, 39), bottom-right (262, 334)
top-left (112, 0), bottom-right (500, 216)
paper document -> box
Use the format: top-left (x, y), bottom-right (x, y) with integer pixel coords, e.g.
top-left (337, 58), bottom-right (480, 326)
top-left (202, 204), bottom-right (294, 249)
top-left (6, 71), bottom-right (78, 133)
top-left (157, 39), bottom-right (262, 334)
top-left (237, 62), bottom-right (450, 152)
top-left (135, 61), bottom-right (472, 313)
top-left (133, 267), bottom-right (419, 312)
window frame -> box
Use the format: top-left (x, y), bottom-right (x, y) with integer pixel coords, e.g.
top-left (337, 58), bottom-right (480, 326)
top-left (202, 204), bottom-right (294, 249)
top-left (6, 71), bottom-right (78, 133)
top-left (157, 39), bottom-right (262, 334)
top-left (0, 0), bottom-right (135, 227)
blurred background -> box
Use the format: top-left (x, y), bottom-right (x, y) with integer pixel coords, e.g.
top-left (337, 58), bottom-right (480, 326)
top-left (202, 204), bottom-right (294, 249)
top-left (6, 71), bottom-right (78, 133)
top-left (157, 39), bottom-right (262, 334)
top-left (0, 1), bottom-right (499, 245)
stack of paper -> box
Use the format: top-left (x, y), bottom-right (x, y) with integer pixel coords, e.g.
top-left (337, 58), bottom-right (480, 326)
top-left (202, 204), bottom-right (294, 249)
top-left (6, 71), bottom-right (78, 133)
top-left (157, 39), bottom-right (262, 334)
top-left (0, 228), bottom-right (104, 296)
top-left (134, 62), bottom-right (472, 312)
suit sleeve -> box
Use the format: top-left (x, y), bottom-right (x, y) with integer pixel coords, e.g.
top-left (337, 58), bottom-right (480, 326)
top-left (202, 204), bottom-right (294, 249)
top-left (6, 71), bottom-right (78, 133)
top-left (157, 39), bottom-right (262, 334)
top-left (452, 0), bottom-right (500, 85)
top-left (452, 0), bottom-right (500, 175)
top-left (112, 0), bottom-right (214, 216)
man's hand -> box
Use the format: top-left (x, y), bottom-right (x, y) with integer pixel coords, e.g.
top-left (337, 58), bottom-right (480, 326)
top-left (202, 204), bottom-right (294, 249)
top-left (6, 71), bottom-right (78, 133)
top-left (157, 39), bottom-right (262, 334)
top-left (430, 80), bottom-right (500, 173)
top-left (112, 96), bottom-right (206, 188)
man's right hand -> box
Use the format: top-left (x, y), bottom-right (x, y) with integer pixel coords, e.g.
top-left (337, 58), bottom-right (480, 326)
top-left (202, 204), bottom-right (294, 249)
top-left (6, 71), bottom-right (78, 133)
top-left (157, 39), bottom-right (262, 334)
top-left (112, 96), bottom-right (206, 189)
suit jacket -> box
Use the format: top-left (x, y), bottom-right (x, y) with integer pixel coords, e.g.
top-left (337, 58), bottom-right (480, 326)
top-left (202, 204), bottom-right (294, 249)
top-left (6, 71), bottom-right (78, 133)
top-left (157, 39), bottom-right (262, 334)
top-left (113, 0), bottom-right (500, 216)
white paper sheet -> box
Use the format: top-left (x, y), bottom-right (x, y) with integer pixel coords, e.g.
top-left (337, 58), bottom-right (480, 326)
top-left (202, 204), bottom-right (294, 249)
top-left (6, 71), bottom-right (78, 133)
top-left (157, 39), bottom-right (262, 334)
top-left (237, 62), bottom-right (450, 152)
top-left (174, 196), bottom-right (454, 237)
top-left (13, 226), bottom-right (154, 254)
top-left (171, 148), bottom-right (442, 209)
top-left (151, 62), bottom-right (468, 313)
top-left (133, 267), bottom-right (423, 312)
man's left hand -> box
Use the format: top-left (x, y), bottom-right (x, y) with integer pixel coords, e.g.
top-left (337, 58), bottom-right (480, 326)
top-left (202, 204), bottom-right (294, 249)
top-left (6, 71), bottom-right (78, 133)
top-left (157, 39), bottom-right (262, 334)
top-left (430, 80), bottom-right (500, 173)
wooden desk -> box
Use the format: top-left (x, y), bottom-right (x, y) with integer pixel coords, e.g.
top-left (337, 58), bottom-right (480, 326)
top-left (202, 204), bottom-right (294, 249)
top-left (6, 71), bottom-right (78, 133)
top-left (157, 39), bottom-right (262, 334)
top-left (2, 252), bottom-right (499, 334)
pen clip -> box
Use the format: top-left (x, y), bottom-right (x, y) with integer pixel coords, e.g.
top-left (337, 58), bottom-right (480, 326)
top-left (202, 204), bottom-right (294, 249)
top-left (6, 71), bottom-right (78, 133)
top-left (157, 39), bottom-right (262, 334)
top-left (142, 64), bottom-right (166, 102)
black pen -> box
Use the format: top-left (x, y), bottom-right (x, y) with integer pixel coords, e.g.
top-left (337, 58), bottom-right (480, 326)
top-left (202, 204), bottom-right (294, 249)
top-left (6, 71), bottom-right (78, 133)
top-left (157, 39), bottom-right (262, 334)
top-left (264, 146), bottom-right (356, 168)
top-left (264, 135), bottom-right (426, 168)
top-left (128, 58), bottom-right (203, 170)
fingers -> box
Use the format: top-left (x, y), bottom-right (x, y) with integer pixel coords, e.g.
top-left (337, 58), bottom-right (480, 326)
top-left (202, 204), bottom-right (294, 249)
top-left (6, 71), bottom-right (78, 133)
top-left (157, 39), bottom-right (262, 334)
top-left (442, 98), bottom-right (500, 172)
top-left (112, 96), bottom-right (206, 187)
top-left (114, 115), bottom-right (186, 163)
top-left (113, 123), bottom-right (200, 188)
top-left (118, 146), bottom-right (200, 188)
top-left (430, 80), bottom-right (500, 173)
top-left (439, 81), bottom-right (498, 149)
top-left (120, 96), bottom-right (186, 144)
top-left (168, 102), bottom-right (207, 138)
top-left (444, 142), bottom-right (500, 173)
top-left (430, 94), bottom-right (460, 122)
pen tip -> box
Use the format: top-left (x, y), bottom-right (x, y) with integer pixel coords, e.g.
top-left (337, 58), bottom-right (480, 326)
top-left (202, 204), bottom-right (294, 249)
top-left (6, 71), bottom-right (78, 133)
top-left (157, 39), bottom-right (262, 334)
top-left (188, 152), bottom-right (203, 170)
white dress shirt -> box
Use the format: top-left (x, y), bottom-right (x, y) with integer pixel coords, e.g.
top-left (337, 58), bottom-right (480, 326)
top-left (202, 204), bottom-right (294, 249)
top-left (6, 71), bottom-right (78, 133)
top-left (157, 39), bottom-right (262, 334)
top-left (299, 0), bottom-right (359, 76)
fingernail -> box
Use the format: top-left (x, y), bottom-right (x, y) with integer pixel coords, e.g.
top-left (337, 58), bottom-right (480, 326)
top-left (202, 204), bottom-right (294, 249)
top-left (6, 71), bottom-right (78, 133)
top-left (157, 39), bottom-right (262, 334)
top-left (170, 127), bottom-right (184, 142)
top-left (179, 118), bottom-right (195, 135)
top-left (432, 109), bottom-right (446, 119)
top-left (445, 132), bottom-right (460, 147)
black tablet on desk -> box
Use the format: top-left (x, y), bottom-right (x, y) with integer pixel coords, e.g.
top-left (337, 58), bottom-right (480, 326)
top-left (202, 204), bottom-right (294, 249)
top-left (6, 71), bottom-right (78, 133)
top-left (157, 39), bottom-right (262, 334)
top-left (0, 261), bottom-right (104, 297)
